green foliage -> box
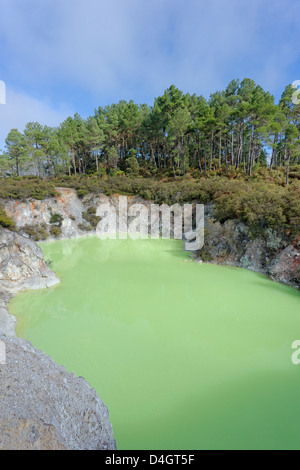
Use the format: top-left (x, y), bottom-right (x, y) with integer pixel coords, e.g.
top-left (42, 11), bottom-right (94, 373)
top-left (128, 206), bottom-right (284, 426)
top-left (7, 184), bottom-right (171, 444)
top-left (59, 171), bottom-right (298, 236)
top-left (0, 168), bottom-right (299, 235)
top-left (0, 78), bottom-right (300, 246)
top-left (2, 78), bottom-right (299, 181)
top-left (77, 189), bottom-right (89, 199)
top-left (50, 225), bottom-right (62, 238)
top-left (77, 222), bottom-right (92, 232)
top-left (82, 206), bottom-right (101, 228)
top-left (0, 204), bottom-right (15, 229)
top-left (0, 177), bottom-right (56, 200)
top-left (109, 168), bottom-right (124, 177)
top-left (212, 178), bottom-right (300, 236)
top-left (49, 213), bottom-right (63, 226)
top-left (95, 167), bottom-right (106, 178)
top-left (125, 154), bottom-right (140, 176)
top-left (21, 224), bottom-right (48, 241)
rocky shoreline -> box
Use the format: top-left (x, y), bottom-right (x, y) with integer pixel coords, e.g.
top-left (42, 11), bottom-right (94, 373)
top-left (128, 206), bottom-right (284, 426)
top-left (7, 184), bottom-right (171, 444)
top-left (0, 228), bottom-right (60, 337)
top-left (0, 188), bottom-right (298, 449)
top-left (2, 187), bottom-right (299, 289)
top-left (0, 226), bottom-right (116, 450)
top-left (194, 208), bottom-right (300, 289)
top-left (0, 335), bottom-right (117, 450)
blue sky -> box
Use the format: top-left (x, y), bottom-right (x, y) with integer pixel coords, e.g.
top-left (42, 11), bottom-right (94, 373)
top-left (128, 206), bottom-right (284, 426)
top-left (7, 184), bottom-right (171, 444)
top-left (0, 0), bottom-right (299, 150)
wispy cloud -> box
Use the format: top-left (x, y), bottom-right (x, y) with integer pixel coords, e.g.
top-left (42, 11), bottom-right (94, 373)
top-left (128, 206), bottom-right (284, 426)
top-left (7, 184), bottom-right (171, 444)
top-left (0, 86), bottom-right (73, 150)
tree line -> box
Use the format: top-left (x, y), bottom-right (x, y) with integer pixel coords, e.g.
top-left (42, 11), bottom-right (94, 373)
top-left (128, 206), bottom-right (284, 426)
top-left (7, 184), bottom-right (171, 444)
top-left (1, 78), bottom-right (300, 184)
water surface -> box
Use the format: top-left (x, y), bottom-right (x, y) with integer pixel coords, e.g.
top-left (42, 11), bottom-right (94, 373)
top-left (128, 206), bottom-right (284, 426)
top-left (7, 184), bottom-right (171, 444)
top-left (9, 237), bottom-right (300, 449)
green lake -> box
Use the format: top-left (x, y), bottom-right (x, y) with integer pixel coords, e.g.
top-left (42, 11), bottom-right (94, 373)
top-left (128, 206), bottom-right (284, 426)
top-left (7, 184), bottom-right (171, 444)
top-left (8, 236), bottom-right (300, 450)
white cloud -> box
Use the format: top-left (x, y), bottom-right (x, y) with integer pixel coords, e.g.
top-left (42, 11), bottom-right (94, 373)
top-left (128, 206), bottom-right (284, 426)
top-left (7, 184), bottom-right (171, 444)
top-left (0, 86), bottom-right (73, 150)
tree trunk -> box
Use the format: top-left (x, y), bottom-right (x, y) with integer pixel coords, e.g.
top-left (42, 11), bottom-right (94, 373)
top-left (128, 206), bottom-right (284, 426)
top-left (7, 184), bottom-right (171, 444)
top-left (181, 137), bottom-right (185, 176)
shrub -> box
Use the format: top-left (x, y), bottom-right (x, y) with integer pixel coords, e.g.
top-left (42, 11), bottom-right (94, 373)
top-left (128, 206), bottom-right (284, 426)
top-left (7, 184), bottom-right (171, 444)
top-left (77, 189), bottom-right (89, 199)
top-left (49, 213), bottom-right (64, 227)
top-left (139, 189), bottom-right (153, 200)
top-left (21, 224), bottom-right (49, 241)
top-left (0, 177), bottom-right (56, 200)
top-left (82, 206), bottom-right (101, 229)
top-left (95, 167), bottom-right (106, 178)
top-left (125, 156), bottom-right (140, 176)
top-left (109, 168), bottom-right (125, 177)
top-left (0, 173), bottom-right (298, 239)
top-left (0, 204), bottom-right (15, 229)
top-left (78, 222), bottom-right (92, 231)
top-left (50, 226), bottom-right (62, 238)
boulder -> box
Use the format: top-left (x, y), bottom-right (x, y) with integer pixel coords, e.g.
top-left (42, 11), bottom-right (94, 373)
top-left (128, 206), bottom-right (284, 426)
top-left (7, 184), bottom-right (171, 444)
top-left (268, 244), bottom-right (300, 288)
top-left (0, 336), bottom-right (116, 450)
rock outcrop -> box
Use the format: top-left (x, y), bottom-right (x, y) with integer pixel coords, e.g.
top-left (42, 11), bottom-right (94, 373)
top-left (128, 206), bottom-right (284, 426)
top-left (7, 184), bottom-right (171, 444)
top-left (268, 244), bottom-right (300, 287)
top-left (0, 227), bottom-right (59, 337)
top-left (1, 189), bottom-right (299, 288)
top-left (195, 215), bottom-right (300, 289)
top-left (0, 336), bottom-right (116, 450)
top-left (3, 188), bottom-right (87, 240)
top-left (0, 227), bottom-right (116, 450)
top-left (0, 226), bottom-right (59, 288)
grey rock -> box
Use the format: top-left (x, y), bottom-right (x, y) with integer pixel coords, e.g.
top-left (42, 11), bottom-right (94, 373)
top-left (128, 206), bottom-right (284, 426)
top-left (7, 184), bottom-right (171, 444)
top-left (0, 227), bottom-right (117, 450)
top-left (1, 190), bottom-right (299, 290)
top-left (267, 244), bottom-right (300, 288)
top-left (197, 215), bottom-right (300, 289)
top-left (0, 227), bottom-right (60, 337)
top-left (0, 336), bottom-right (116, 450)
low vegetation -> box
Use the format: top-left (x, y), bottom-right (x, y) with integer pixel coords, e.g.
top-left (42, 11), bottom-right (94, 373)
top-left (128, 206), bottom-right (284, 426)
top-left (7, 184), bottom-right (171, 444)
top-left (0, 176), bottom-right (56, 200)
top-left (50, 226), bottom-right (62, 238)
top-left (82, 206), bottom-right (101, 229)
top-left (0, 166), bottom-right (299, 238)
top-left (49, 213), bottom-right (64, 227)
top-left (0, 203), bottom-right (15, 229)
top-left (20, 224), bottom-right (49, 241)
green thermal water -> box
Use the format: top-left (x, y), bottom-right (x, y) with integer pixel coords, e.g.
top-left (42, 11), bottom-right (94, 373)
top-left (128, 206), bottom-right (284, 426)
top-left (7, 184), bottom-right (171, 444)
top-left (8, 236), bottom-right (300, 450)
